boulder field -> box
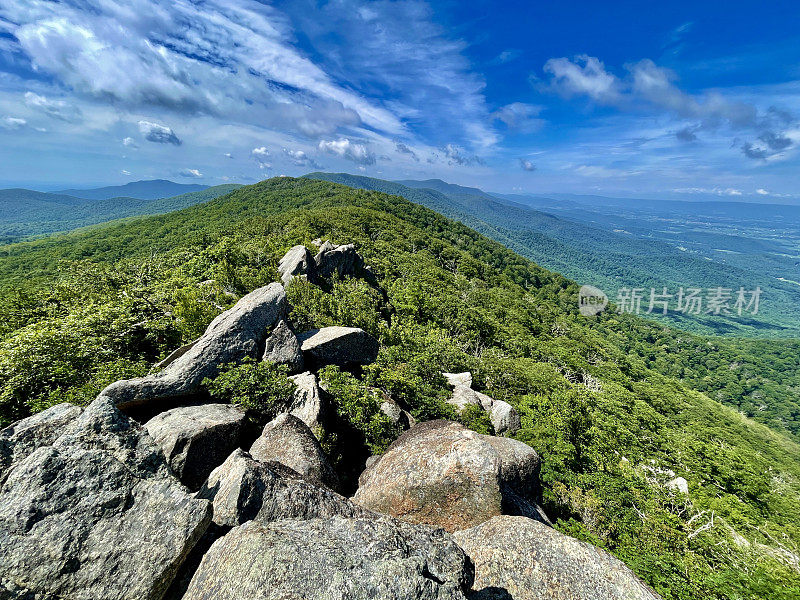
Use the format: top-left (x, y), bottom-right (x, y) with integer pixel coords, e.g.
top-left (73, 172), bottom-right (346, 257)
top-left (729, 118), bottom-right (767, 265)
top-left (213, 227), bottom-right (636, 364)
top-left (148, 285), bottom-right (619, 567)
top-left (0, 243), bottom-right (661, 600)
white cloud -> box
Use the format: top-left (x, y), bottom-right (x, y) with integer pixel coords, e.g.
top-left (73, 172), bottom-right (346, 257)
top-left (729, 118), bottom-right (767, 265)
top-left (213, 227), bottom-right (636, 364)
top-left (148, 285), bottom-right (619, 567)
top-left (756, 188), bottom-right (769, 195)
top-left (24, 91), bottom-right (82, 122)
top-left (251, 146), bottom-right (271, 169)
top-left (121, 169), bottom-right (131, 175)
top-left (492, 103), bottom-right (544, 133)
top-left (283, 148), bottom-right (320, 168)
top-left (122, 137), bottom-right (138, 148)
top-left (542, 54), bottom-right (797, 161)
top-left (673, 186), bottom-right (744, 196)
top-left (179, 168), bottom-right (202, 178)
top-left (0, 0), bottom-right (401, 137)
top-left (224, 152), bottom-right (233, 159)
top-left (138, 120), bottom-right (181, 145)
top-left (544, 55), bottom-right (620, 103)
top-left (318, 138), bottom-right (375, 165)
top-left (1, 116), bottom-right (26, 129)
top-left (519, 158), bottom-right (536, 171)
top-left (441, 143), bottom-right (483, 166)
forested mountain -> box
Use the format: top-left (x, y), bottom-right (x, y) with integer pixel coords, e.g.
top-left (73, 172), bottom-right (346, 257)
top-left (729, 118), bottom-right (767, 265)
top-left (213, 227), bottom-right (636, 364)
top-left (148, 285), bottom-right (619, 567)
top-left (0, 184), bottom-right (241, 242)
top-left (56, 179), bottom-right (208, 200)
top-left (307, 172), bottom-right (800, 339)
top-left (1, 177), bottom-right (799, 599)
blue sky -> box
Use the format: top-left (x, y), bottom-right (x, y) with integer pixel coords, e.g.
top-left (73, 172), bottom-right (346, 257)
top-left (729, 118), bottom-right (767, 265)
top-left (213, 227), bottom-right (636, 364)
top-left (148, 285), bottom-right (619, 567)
top-left (0, 0), bottom-right (798, 201)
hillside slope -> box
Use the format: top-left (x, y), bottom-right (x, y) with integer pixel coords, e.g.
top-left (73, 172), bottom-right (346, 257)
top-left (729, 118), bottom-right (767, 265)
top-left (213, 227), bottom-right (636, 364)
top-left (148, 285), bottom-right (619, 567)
top-left (0, 177), bottom-right (798, 599)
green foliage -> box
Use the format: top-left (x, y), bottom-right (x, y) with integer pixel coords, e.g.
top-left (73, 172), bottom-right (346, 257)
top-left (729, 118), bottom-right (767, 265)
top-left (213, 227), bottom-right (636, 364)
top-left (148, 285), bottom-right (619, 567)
top-left (1, 176), bottom-right (799, 598)
top-left (204, 358), bottom-right (295, 415)
top-left (458, 403), bottom-right (494, 435)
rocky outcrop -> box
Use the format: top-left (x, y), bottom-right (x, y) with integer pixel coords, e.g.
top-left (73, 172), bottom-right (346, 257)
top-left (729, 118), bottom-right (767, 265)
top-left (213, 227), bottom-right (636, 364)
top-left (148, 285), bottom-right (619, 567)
top-left (380, 396), bottom-right (416, 430)
top-left (100, 283), bottom-right (286, 414)
top-left (249, 413), bottom-right (339, 490)
top-left (182, 515), bottom-right (473, 600)
top-left (354, 420), bottom-right (547, 532)
top-left (453, 516), bottom-right (662, 600)
top-left (314, 242), bottom-right (376, 282)
top-left (288, 371), bottom-right (328, 435)
top-left (445, 372), bottom-right (520, 435)
top-left (298, 326), bottom-right (380, 367)
top-left (0, 396), bottom-right (211, 600)
top-left (278, 244), bottom-right (317, 285)
top-left (144, 404), bottom-right (249, 490)
top-left (0, 402), bottom-right (82, 485)
top-left (261, 319), bottom-right (304, 373)
top-left (197, 449), bottom-right (367, 527)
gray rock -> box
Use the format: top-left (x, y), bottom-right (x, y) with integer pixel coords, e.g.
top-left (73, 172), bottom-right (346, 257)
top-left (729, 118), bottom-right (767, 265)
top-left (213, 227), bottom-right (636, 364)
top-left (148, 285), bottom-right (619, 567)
top-left (145, 404), bottom-right (249, 490)
top-left (448, 386), bottom-right (519, 436)
top-left (298, 326), bottom-right (380, 367)
top-left (0, 403), bottom-right (83, 486)
top-left (249, 414), bottom-right (339, 490)
top-left (379, 396), bottom-right (415, 430)
top-left (288, 371), bottom-right (328, 436)
top-left (443, 372), bottom-right (473, 388)
top-left (453, 516), bottom-right (662, 600)
top-left (314, 242), bottom-right (372, 280)
top-left (354, 420), bottom-right (547, 532)
top-left (101, 283), bottom-right (286, 413)
top-left (182, 515), bottom-right (472, 600)
top-left (0, 395), bottom-right (211, 600)
top-left (261, 319), bottom-right (304, 373)
top-left (278, 244), bottom-right (317, 285)
top-left (197, 449), bottom-right (368, 527)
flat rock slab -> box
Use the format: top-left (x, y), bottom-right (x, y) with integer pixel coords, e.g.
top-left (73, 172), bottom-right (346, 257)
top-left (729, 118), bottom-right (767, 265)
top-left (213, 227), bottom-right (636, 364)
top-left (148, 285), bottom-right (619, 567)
top-left (197, 449), bottom-right (368, 527)
top-left (453, 516), bottom-right (662, 600)
top-left (101, 283), bottom-right (286, 414)
top-left (0, 396), bottom-right (211, 600)
top-left (183, 515), bottom-right (473, 600)
top-left (145, 403), bottom-right (249, 490)
top-left (354, 420), bottom-right (546, 532)
top-left (297, 326), bottom-right (380, 367)
top-left (249, 414), bottom-right (339, 490)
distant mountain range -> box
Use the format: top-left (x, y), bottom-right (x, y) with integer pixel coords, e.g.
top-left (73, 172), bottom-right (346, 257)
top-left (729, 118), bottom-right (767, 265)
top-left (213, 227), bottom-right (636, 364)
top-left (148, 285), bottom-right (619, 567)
top-left (55, 179), bottom-right (208, 201)
top-left (305, 172), bottom-right (800, 338)
top-left (0, 182), bottom-right (241, 242)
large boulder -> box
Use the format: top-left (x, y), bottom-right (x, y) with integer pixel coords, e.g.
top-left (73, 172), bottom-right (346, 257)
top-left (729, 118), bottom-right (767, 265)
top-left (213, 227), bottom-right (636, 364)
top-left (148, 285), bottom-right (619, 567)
top-left (354, 420), bottom-right (547, 532)
top-left (144, 404), bottom-right (250, 490)
top-left (261, 319), bottom-right (304, 373)
top-left (101, 283), bottom-right (286, 414)
top-left (278, 244), bottom-right (317, 285)
top-left (197, 449), bottom-right (368, 527)
top-left (0, 396), bottom-right (211, 600)
top-left (297, 326), bottom-right (380, 368)
top-left (182, 515), bottom-right (473, 600)
top-left (249, 413), bottom-right (339, 490)
top-left (314, 242), bottom-right (374, 281)
top-left (288, 371), bottom-right (328, 436)
top-left (0, 403), bottom-right (82, 485)
top-left (453, 516), bottom-right (662, 600)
